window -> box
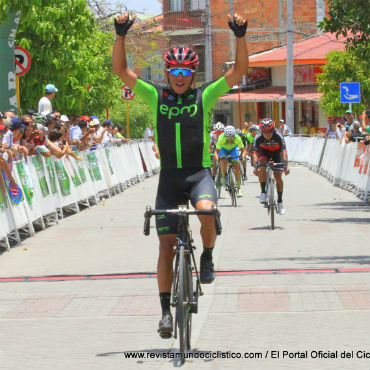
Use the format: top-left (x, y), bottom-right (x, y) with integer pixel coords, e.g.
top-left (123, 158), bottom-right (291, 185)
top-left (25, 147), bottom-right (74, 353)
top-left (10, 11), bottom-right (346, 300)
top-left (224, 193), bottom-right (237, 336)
top-left (169, 0), bottom-right (183, 11)
top-left (190, 0), bottom-right (205, 10)
top-left (144, 51), bottom-right (164, 82)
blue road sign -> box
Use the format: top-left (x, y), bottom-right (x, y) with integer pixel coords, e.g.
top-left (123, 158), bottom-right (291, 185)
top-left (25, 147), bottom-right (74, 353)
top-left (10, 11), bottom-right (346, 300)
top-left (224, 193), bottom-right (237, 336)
top-left (340, 82), bottom-right (361, 103)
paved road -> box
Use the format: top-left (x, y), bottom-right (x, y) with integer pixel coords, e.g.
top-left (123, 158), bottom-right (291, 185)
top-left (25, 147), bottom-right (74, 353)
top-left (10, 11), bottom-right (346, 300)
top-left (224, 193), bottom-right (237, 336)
top-left (0, 165), bottom-right (369, 370)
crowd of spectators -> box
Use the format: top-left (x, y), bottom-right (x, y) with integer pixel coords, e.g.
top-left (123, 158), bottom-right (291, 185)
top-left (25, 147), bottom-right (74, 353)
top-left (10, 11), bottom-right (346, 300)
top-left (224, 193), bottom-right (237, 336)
top-left (0, 84), bottom-right (129, 166)
top-left (324, 109), bottom-right (370, 145)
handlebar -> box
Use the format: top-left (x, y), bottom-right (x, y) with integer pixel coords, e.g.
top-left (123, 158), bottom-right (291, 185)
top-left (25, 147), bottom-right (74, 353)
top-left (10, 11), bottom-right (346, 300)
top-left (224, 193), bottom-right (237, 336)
top-left (257, 161), bottom-right (287, 170)
top-left (144, 205), bottom-right (222, 236)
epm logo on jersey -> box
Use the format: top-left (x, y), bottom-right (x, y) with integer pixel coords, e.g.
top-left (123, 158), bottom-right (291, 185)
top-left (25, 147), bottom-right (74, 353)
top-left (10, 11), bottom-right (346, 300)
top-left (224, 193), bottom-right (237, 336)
top-left (159, 104), bottom-right (197, 120)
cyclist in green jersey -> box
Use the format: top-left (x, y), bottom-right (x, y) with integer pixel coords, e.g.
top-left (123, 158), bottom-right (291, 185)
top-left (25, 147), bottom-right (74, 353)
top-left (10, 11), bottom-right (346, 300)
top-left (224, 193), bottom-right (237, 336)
top-left (214, 126), bottom-right (247, 197)
top-left (113, 11), bottom-right (249, 338)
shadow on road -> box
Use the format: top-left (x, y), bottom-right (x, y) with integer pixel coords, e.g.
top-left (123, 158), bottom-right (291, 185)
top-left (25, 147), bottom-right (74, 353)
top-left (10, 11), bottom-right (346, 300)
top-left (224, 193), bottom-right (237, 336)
top-left (251, 255), bottom-right (370, 265)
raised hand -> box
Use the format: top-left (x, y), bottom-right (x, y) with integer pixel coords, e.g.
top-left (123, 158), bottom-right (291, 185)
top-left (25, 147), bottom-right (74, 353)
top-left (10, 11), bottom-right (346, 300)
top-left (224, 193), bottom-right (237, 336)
top-left (228, 13), bottom-right (248, 38)
top-left (114, 12), bottom-right (136, 36)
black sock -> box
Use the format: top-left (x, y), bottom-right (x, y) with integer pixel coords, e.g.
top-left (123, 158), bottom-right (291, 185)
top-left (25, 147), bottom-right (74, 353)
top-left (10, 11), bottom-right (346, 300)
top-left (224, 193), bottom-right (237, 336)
top-left (202, 247), bottom-right (214, 258)
top-left (159, 292), bottom-right (171, 316)
top-left (278, 192), bottom-right (283, 203)
top-left (261, 182), bottom-right (266, 193)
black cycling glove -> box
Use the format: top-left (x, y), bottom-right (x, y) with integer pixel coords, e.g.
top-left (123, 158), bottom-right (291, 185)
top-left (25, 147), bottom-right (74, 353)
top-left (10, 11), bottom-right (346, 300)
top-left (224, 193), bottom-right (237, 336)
top-left (228, 18), bottom-right (248, 38)
top-left (114, 16), bottom-right (135, 36)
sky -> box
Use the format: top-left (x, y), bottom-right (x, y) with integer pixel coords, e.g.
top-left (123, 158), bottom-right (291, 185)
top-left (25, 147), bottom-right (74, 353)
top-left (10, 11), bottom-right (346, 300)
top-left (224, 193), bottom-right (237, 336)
top-left (111, 0), bottom-right (162, 15)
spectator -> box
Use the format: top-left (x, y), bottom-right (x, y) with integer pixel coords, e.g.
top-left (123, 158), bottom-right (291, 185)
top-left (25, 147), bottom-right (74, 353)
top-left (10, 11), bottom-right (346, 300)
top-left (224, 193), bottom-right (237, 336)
top-left (143, 123), bottom-right (154, 141)
top-left (278, 119), bottom-right (292, 136)
top-left (102, 120), bottom-right (115, 146)
top-left (1, 118), bottom-right (28, 160)
top-left (344, 110), bottom-right (360, 131)
top-left (46, 129), bottom-right (83, 161)
top-left (344, 122), bottom-right (365, 144)
top-left (38, 84), bottom-right (58, 115)
top-left (360, 110), bottom-right (370, 136)
top-left (91, 119), bottom-right (106, 147)
top-left (299, 120), bottom-right (309, 136)
top-left (60, 115), bottom-right (69, 125)
top-left (33, 124), bottom-right (50, 157)
top-left (52, 109), bottom-right (61, 121)
top-left (71, 119), bottom-right (90, 150)
top-left (20, 115), bottom-right (35, 154)
top-left (114, 125), bottom-right (128, 144)
top-left (308, 121), bottom-right (317, 136)
top-left (3, 110), bottom-right (15, 119)
top-left (325, 121), bottom-right (338, 139)
top-left (242, 121), bottom-right (249, 134)
top-left (68, 115), bottom-right (80, 143)
top-left (335, 120), bottom-right (346, 140)
top-left (45, 113), bottom-right (57, 131)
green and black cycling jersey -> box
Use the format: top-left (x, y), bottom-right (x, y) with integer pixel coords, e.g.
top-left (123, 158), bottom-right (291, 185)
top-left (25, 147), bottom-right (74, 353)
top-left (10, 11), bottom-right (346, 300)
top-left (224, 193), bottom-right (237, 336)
top-left (133, 77), bottom-right (230, 169)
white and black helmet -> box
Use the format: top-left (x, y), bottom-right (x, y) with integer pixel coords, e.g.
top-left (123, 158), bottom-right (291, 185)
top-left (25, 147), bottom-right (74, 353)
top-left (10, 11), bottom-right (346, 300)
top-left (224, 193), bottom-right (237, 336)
top-left (213, 122), bottom-right (225, 131)
top-left (224, 125), bottom-right (236, 137)
top-left (235, 128), bottom-right (242, 136)
top-left (249, 124), bottom-right (260, 134)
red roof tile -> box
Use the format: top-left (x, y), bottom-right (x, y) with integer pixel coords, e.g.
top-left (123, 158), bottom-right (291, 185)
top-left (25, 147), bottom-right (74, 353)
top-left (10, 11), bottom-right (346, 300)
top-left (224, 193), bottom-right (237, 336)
top-left (249, 32), bottom-right (346, 66)
top-left (219, 86), bottom-right (321, 102)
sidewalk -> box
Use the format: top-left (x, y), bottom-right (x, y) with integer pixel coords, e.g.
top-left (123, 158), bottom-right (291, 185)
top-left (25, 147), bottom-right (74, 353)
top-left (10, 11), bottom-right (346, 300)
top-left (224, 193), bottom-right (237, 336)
top-left (0, 165), bottom-right (369, 370)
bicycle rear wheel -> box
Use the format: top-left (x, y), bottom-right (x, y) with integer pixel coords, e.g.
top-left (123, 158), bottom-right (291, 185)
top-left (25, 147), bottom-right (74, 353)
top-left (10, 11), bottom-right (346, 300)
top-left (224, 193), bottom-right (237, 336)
top-left (215, 166), bottom-right (222, 199)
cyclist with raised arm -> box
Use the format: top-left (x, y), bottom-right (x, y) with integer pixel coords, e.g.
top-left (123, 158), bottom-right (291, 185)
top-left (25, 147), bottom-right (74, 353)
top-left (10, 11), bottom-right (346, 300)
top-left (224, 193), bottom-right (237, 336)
top-left (112, 11), bottom-right (249, 338)
top-left (214, 125), bottom-right (247, 197)
top-left (210, 122), bottom-right (224, 179)
top-left (252, 118), bottom-right (289, 215)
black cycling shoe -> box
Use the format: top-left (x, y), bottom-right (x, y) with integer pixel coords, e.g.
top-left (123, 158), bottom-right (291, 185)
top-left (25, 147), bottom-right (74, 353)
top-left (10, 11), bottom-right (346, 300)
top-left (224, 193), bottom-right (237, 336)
top-left (158, 312), bottom-right (173, 338)
top-left (200, 253), bottom-right (215, 284)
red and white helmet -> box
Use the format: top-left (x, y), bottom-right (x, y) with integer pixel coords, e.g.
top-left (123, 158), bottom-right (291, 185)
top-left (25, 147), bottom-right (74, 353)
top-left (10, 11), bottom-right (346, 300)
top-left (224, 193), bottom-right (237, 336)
top-left (165, 46), bottom-right (199, 67)
top-left (259, 118), bottom-right (275, 132)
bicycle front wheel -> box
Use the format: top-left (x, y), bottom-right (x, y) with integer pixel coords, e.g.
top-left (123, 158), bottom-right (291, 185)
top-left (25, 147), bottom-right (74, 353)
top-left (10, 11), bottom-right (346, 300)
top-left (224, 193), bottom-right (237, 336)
top-left (269, 181), bottom-right (275, 230)
top-left (177, 245), bottom-right (192, 360)
top-left (229, 169), bottom-right (237, 207)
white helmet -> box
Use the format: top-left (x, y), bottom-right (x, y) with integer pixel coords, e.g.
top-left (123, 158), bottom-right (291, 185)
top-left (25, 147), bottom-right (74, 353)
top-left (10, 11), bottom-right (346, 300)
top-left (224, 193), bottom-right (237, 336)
top-left (213, 122), bottom-right (225, 131)
top-left (224, 125), bottom-right (236, 137)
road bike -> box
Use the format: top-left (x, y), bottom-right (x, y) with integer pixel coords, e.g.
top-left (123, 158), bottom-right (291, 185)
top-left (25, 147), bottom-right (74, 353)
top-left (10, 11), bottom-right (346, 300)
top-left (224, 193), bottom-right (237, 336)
top-left (216, 155), bottom-right (239, 207)
top-left (259, 161), bottom-right (286, 230)
top-left (144, 204), bottom-right (222, 362)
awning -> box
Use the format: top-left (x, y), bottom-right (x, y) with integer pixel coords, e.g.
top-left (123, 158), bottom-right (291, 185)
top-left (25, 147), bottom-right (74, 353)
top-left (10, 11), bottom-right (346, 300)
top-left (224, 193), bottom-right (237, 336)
top-left (219, 86), bottom-right (322, 103)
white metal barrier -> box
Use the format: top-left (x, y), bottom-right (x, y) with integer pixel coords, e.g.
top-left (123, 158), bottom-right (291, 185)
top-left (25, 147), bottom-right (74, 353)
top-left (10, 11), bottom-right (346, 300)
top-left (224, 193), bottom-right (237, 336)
top-left (286, 136), bottom-right (370, 202)
top-left (0, 140), bottom-right (159, 250)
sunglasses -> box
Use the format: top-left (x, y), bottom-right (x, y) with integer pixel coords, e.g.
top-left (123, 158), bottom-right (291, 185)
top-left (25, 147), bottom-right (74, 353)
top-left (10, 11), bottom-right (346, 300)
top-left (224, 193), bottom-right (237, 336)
top-left (167, 68), bottom-right (194, 77)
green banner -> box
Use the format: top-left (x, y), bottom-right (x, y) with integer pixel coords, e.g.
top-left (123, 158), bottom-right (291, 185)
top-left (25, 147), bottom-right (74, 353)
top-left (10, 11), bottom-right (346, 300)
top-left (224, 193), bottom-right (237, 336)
top-left (16, 161), bottom-right (34, 205)
top-left (64, 157), bottom-right (81, 186)
top-left (32, 156), bottom-right (49, 198)
top-left (105, 148), bottom-right (114, 175)
top-left (45, 157), bottom-right (58, 194)
top-left (0, 9), bottom-right (21, 112)
top-left (54, 160), bottom-right (71, 196)
top-left (74, 152), bottom-right (87, 183)
top-left (86, 152), bottom-right (102, 181)
top-left (0, 183), bottom-right (8, 211)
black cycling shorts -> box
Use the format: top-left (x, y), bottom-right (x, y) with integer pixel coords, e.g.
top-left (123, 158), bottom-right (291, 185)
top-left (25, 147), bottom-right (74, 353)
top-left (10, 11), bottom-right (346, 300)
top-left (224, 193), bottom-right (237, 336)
top-left (257, 149), bottom-right (283, 166)
top-left (155, 168), bottom-right (217, 235)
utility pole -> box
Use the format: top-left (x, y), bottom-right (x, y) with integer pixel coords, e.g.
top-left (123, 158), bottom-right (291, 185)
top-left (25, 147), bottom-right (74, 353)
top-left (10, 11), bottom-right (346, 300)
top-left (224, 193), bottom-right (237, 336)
top-left (286, 0), bottom-right (294, 133)
top-left (205, 0), bottom-right (213, 82)
top-left (228, 0), bottom-right (235, 61)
